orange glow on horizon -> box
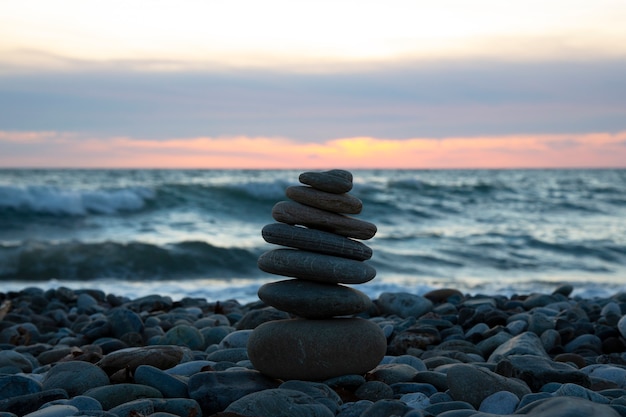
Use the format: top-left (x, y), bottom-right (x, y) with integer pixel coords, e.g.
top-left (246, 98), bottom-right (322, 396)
top-left (1, 130), bottom-right (625, 169)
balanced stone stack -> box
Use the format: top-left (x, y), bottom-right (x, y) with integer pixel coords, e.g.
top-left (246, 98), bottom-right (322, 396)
top-left (247, 169), bottom-right (387, 381)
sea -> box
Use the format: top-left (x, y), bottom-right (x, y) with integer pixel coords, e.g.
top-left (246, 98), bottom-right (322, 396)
top-left (1, 169), bottom-right (625, 303)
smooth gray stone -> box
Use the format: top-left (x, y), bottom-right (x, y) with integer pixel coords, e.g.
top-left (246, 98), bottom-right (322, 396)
top-left (554, 382), bottom-right (610, 403)
top-left (23, 404), bottom-right (78, 417)
top-left (424, 401), bottom-right (475, 415)
top-left (478, 390), bottom-right (519, 414)
top-left (108, 399), bottom-right (154, 417)
top-left (286, 185), bottom-right (362, 214)
top-left (299, 169), bottom-right (353, 194)
top-left (0, 375), bottom-right (41, 401)
top-left (488, 331), bottom-right (550, 362)
top-left (258, 279), bottom-right (372, 318)
top-left (206, 347), bottom-right (249, 362)
top-left (447, 364), bottom-right (531, 408)
top-left (501, 354), bottom-right (591, 391)
top-left (42, 395), bottom-right (103, 412)
top-left (0, 389), bottom-right (68, 416)
top-left (257, 249), bottom-right (376, 284)
top-left (107, 308), bottom-right (144, 339)
top-left (188, 370), bottom-right (279, 415)
top-left (515, 396), bottom-right (620, 417)
top-left (618, 315), bottom-right (626, 339)
top-left (262, 223), bottom-right (372, 260)
top-left (41, 361), bottom-right (109, 397)
top-left (158, 324), bottom-right (205, 350)
top-left (149, 398), bottom-right (202, 417)
top-left (97, 345), bottom-right (193, 375)
top-left (337, 400), bottom-right (374, 417)
top-left (83, 383), bottom-right (163, 410)
top-left (272, 201), bottom-right (376, 240)
top-left (376, 292), bottom-right (433, 319)
top-left (134, 365), bottom-right (188, 398)
top-left (581, 364), bottom-right (626, 389)
top-left (218, 329), bottom-right (253, 349)
top-left (360, 399), bottom-right (411, 417)
top-left (247, 318), bottom-right (387, 381)
top-left (354, 381), bottom-right (394, 401)
top-left (279, 380), bottom-right (343, 414)
top-left (0, 350), bottom-right (33, 373)
top-left (225, 388), bottom-right (334, 417)
top-left (366, 364), bottom-right (420, 385)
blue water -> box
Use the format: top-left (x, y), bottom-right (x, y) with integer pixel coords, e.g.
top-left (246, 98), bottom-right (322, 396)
top-left (1, 169), bottom-right (625, 302)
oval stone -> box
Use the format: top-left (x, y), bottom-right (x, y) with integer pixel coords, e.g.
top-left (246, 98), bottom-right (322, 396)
top-left (257, 248), bottom-right (376, 284)
top-left (272, 201), bottom-right (376, 240)
top-left (299, 169), bottom-right (353, 194)
top-left (247, 318), bottom-right (387, 381)
top-left (261, 223), bottom-right (372, 261)
top-left (258, 279), bottom-right (373, 318)
top-left (286, 185), bottom-right (362, 214)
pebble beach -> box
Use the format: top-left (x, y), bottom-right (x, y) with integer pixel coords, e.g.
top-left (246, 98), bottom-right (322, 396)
top-left (1, 284), bottom-right (626, 417)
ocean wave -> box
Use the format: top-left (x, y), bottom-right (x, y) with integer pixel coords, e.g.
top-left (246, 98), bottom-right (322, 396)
top-left (0, 240), bottom-right (263, 280)
top-left (0, 185), bottom-right (155, 216)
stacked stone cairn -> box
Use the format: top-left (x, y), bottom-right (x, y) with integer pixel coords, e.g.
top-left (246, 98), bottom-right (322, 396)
top-left (247, 169), bottom-right (387, 381)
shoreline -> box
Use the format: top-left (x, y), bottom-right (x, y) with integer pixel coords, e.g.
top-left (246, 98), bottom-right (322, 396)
top-left (1, 285), bottom-right (625, 416)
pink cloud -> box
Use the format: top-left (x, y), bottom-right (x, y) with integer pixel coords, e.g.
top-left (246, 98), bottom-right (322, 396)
top-left (1, 130), bottom-right (625, 169)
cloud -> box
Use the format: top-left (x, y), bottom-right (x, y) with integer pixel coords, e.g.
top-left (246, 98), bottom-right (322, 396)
top-left (1, 130), bottom-right (625, 169)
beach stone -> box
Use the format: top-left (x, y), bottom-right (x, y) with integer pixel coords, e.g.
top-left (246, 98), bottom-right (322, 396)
top-left (0, 389), bottom-right (69, 416)
top-left (159, 324), bottom-right (205, 350)
top-left (367, 363), bottom-right (420, 384)
top-left (218, 329), bottom-right (253, 349)
top-left (188, 370), bottom-right (279, 415)
top-left (108, 399), bottom-right (153, 417)
top-left (83, 383), bottom-right (162, 410)
top-left (257, 249), bottom-right (376, 284)
top-left (447, 364), bottom-right (531, 408)
top-left (0, 350), bottom-right (33, 373)
top-left (360, 399), bottom-right (411, 417)
top-left (391, 382), bottom-right (437, 397)
top-left (299, 169), bottom-right (353, 194)
top-left (280, 380), bottom-right (343, 414)
top-left (42, 395), bottom-right (102, 412)
top-left (258, 279), bottom-right (372, 318)
top-left (499, 354), bottom-right (591, 391)
top-left (424, 401), bottom-right (475, 415)
top-left (618, 315), bottom-right (626, 339)
top-left (247, 318), bottom-right (386, 380)
top-left (400, 392), bottom-right (430, 409)
top-left (235, 307), bottom-right (291, 330)
top-left (376, 292), bottom-right (433, 318)
top-left (107, 308), bottom-right (144, 339)
top-left (488, 331), bottom-right (550, 362)
top-left (149, 398), bottom-right (202, 417)
top-left (41, 361), bottom-right (109, 397)
top-left (272, 201), bottom-right (377, 240)
top-left (553, 382), bottom-right (610, 404)
top-left (206, 347), bottom-right (249, 362)
top-left (355, 381), bottom-right (394, 401)
top-left (262, 223), bottom-right (372, 261)
top-left (286, 185), bottom-right (363, 214)
top-left (478, 390), bottom-right (519, 414)
top-left (224, 388), bottom-right (334, 417)
top-left (0, 375), bottom-right (41, 400)
top-left (97, 345), bottom-right (192, 374)
top-left (337, 400), bottom-right (374, 417)
top-left (134, 365), bottom-right (188, 398)
top-left (564, 333), bottom-right (603, 354)
top-left (518, 396), bottom-right (620, 417)
top-left (581, 364), bottom-right (626, 389)
top-left (391, 355), bottom-right (427, 371)
top-left (22, 405), bottom-right (78, 417)
top-left (423, 288), bottom-right (464, 303)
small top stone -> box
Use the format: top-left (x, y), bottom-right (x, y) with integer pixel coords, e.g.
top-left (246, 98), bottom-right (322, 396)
top-left (299, 169), bottom-right (353, 194)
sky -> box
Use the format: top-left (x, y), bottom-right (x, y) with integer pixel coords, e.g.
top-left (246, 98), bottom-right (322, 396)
top-left (1, 0), bottom-right (626, 169)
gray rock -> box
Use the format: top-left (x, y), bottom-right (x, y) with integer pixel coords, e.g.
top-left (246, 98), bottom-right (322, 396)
top-left (390, 355), bottom-right (427, 371)
top-left (376, 292), bottom-right (433, 319)
top-left (23, 404), bottom-right (78, 417)
top-left (83, 383), bottom-right (163, 410)
top-left (501, 354), bottom-right (591, 391)
top-left (564, 334), bottom-right (603, 354)
top-left (188, 369), bottom-right (279, 415)
top-left (488, 331), bottom-right (550, 362)
top-left (258, 248), bottom-right (376, 284)
top-left (149, 398), bottom-right (202, 417)
top-left (0, 375), bottom-right (41, 401)
top-left (447, 363), bottom-right (531, 408)
top-left (581, 364), bottom-right (626, 389)
top-left (218, 329), bottom-right (252, 349)
top-left (286, 185), bottom-right (363, 213)
top-left (225, 388), bottom-right (334, 417)
top-left (618, 315), bottom-right (626, 339)
top-left (299, 169), bottom-right (353, 194)
top-left (158, 324), bottom-right (204, 350)
top-left (366, 363), bottom-right (420, 384)
top-left (516, 396), bottom-right (620, 417)
top-left (337, 400), bottom-right (374, 417)
top-left (42, 361), bottom-right (109, 397)
top-left (400, 392), bottom-right (430, 409)
top-left (107, 308), bottom-right (144, 339)
top-left (206, 347), bottom-right (249, 362)
top-left (478, 390), bottom-right (519, 414)
top-left (262, 223), bottom-right (372, 260)
top-left (134, 365), bottom-right (188, 398)
top-left (0, 350), bottom-right (33, 373)
top-left (279, 380), bottom-right (343, 414)
top-left (360, 399), bottom-right (411, 417)
top-left (235, 307), bottom-right (291, 330)
top-left (272, 201), bottom-right (377, 240)
top-left (108, 399), bottom-right (153, 417)
top-left (554, 382), bottom-right (610, 403)
top-left (247, 318), bottom-right (386, 381)
top-left (42, 395), bottom-right (102, 412)
top-left (97, 345), bottom-right (193, 374)
top-left (355, 381), bottom-right (394, 401)
top-left (258, 279), bottom-right (373, 318)
top-left (0, 389), bottom-right (68, 416)
top-left (424, 400), bottom-right (475, 415)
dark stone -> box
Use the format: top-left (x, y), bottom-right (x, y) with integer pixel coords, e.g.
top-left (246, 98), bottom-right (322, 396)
top-left (261, 223), bottom-right (372, 260)
top-left (501, 354), bottom-right (591, 391)
top-left (286, 185), bottom-right (362, 213)
top-left (299, 169), bottom-right (353, 194)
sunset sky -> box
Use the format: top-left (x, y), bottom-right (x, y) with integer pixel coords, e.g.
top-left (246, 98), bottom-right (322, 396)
top-left (1, 0), bottom-right (626, 168)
